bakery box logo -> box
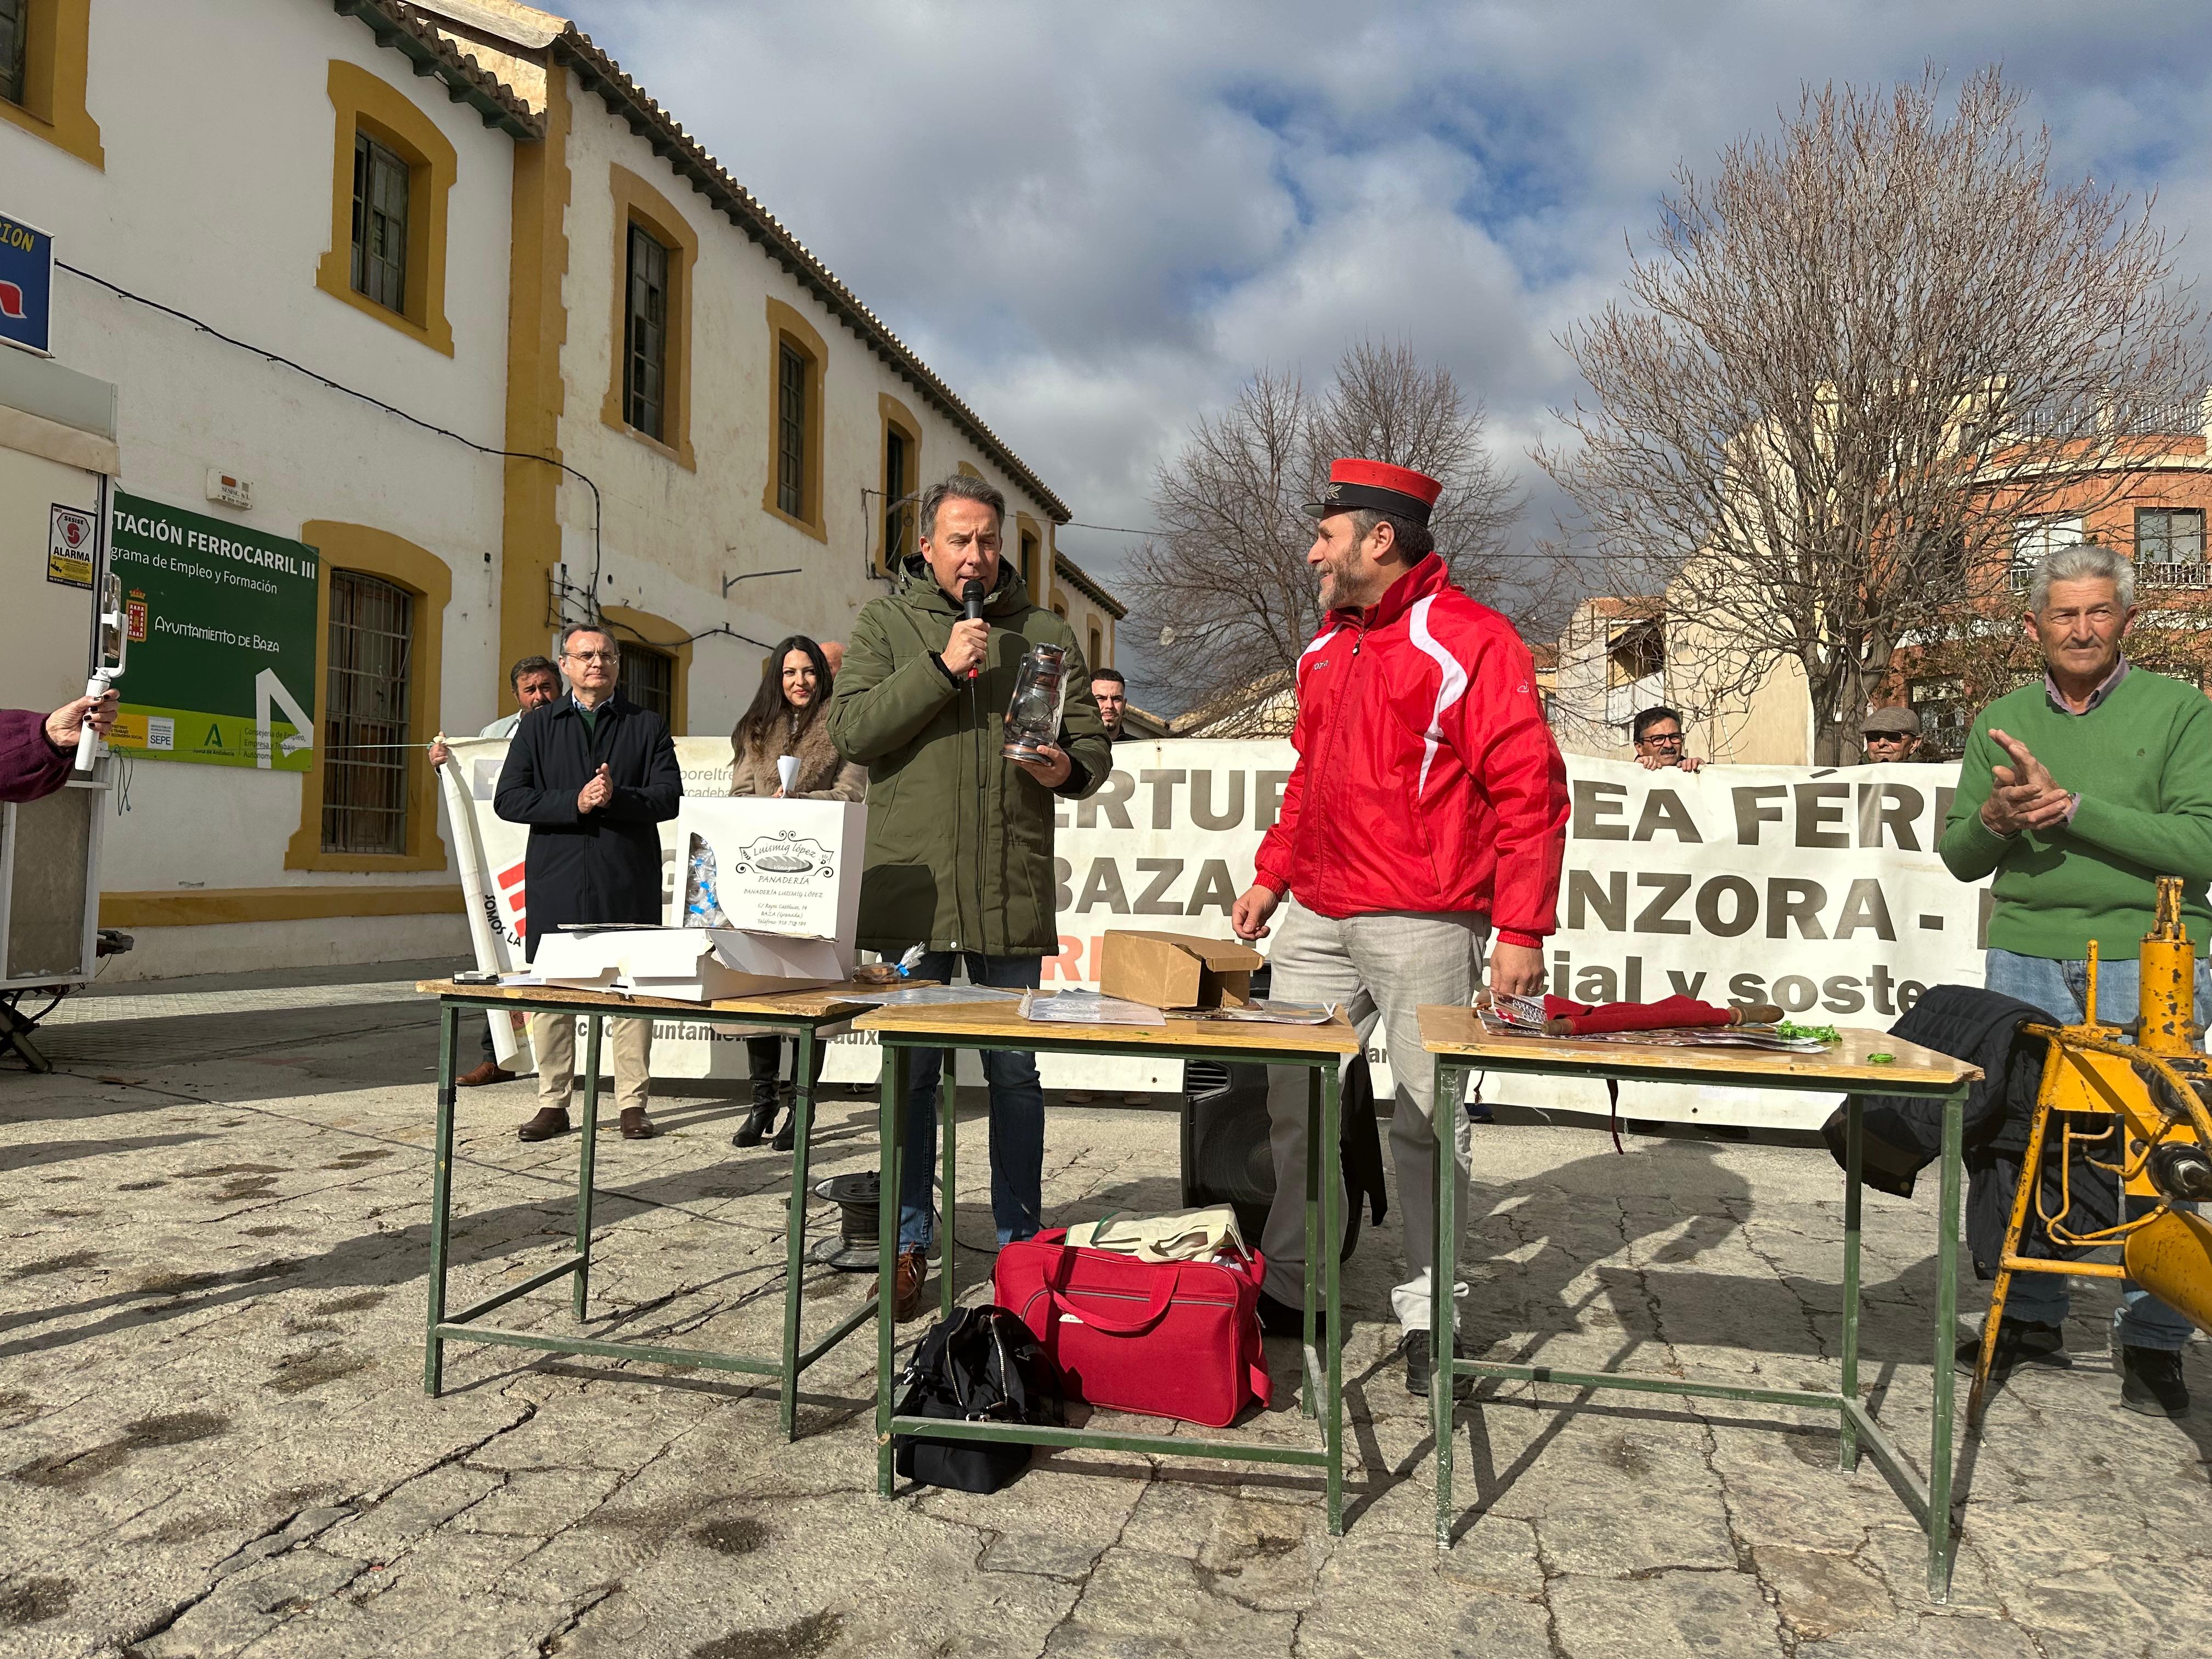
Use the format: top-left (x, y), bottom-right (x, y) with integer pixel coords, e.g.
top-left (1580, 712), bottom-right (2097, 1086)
top-left (731, 831), bottom-right (836, 882)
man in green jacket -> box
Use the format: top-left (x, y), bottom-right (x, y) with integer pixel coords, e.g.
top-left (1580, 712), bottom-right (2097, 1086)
top-left (1940, 539), bottom-right (2212, 1418)
top-left (828, 472), bottom-right (1111, 1320)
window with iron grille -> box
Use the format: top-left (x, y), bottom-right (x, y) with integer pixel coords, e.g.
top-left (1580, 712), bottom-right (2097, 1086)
top-left (1910, 675), bottom-right (1968, 761)
top-left (624, 223), bottom-right (669, 440)
top-left (2137, 507), bottom-right (2208, 590)
top-left (350, 131), bottom-right (410, 315)
top-left (883, 426), bottom-right (909, 566)
top-left (2011, 515), bottom-right (2081, 595)
top-left (618, 644), bottom-right (674, 725)
top-left (0, 0), bottom-right (27, 108)
top-left (322, 571), bottom-right (414, 855)
top-left (778, 343), bottom-right (808, 518)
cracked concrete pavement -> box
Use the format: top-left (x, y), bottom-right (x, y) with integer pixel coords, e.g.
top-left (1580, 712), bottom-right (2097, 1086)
top-left (3, 958), bottom-right (2209, 1657)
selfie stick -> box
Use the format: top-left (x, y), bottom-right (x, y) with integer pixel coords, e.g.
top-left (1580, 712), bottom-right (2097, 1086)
top-left (74, 578), bottom-right (128, 774)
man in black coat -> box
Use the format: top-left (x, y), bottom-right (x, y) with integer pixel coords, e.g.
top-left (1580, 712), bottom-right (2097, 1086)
top-left (495, 622), bottom-right (682, 1142)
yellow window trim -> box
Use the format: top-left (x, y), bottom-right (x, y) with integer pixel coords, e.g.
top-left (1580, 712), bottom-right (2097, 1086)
top-left (0, 0), bottom-right (101, 168)
top-left (1014, 509), bottom-right (1045, 601)
top-left (763, 296), bottom-right (827, 540)
top-left (599, 603), bottom-right (692, 736)
top-left (313, 60), bottom-right (457, 356)
top-left (285, 522), bottom-right (453, 874)
top-left (100, 884), bottom-right (464, 928)
top-left (600, 162), bottom-right (698, 469)
top-left (878, 391), bottom-right (921, 573)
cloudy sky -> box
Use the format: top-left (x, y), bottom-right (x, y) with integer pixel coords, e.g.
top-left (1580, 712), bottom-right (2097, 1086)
top-left (580, 0), bottom-right (2212, 698)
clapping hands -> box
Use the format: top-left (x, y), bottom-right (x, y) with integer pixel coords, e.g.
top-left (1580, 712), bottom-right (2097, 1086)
top-left (1980, 729), bottom-right (2072, 836)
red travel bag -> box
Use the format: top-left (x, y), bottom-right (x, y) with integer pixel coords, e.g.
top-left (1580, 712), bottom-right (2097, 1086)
top-left (991, 1228), bottom-right (1272, 1428)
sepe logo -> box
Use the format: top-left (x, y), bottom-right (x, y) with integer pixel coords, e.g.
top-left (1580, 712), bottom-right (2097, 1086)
top-left (731, 830), bottom-right (835, 880)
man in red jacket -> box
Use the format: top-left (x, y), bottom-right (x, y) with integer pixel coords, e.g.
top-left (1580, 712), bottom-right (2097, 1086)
top-left (1232, 459), bottom-right (1569, 1398)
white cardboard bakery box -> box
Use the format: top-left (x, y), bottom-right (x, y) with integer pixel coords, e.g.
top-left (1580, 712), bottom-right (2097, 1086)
top-left (671, 798), bottom-right (866, 974)
top-left (533, 925), bottom-right (843, 1002)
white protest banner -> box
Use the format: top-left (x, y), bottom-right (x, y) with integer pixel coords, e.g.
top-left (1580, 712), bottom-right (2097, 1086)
top-left (438, 737), bottom-right (1987, 1125)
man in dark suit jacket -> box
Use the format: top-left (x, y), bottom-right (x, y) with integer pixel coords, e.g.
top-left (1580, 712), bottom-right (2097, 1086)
top-left (494, 623), bottom-right (682, 1141)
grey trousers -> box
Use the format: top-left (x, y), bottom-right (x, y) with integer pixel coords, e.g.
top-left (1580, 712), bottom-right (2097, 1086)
top-left (1262, 898), bottom-right (1486, 1330)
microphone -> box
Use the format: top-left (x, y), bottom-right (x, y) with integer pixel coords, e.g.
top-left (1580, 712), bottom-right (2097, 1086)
top-left (961, 579), bottom-right (985, 681)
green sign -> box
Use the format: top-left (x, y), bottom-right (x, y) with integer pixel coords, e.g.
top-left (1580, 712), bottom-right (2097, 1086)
top-left (108, 492), bottom-right (321, 770)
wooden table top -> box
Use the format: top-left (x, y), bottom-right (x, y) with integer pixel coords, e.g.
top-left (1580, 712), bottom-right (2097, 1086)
top-left (415, 977), bottom-right (889, 1021)
top-left (1415, 1004), bottom-right (1980, 1090)
top-left (853, 998), bottom-right (1362, 1056)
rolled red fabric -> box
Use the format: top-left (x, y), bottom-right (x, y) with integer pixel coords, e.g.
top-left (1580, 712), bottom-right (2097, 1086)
top-left (1541, 994), bottom-right (1736, 1035)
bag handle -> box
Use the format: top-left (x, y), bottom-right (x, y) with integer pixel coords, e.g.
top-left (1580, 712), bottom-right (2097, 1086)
top-left (1045, 1252), bottom-right (1180, 1334)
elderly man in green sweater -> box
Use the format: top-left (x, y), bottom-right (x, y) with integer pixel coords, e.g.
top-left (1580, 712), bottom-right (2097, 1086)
top-left (1941, 539), bottom-right (2212, 1419)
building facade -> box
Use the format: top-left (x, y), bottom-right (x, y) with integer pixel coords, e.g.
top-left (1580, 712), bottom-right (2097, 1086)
top-left (2, 0), bottom-right (1115, 979)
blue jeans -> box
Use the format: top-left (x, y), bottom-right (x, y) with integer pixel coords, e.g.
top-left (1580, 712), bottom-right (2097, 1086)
top-left (1982, 949), bottom-right (2204, 1351)
top-left (896, 952), bottom-right (1046, 1252)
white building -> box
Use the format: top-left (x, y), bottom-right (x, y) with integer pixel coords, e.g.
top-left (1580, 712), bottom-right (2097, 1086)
top-left (2, 0), bottom-right (1117, 980)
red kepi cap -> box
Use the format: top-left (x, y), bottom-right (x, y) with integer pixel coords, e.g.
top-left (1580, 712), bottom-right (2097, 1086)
top-left (1302, 458), bottom-right (1444, 527)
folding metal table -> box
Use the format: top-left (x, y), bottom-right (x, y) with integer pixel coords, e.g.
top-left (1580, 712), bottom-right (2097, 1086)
top-left (417, 977), bottom-right (879, 1437)
top-left (851, 1001), bottom-right (1362, 1530)
top-left (1417, 1007), bottom-right (1979, 1598)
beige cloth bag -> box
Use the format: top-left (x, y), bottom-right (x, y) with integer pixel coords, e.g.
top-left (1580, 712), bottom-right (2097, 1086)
top-left (1063, 1205), bottom-right (1248, 1263)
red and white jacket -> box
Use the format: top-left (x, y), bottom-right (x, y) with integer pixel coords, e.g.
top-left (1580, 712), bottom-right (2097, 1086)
top-left (1252, 555), bottom-right (1569, 946)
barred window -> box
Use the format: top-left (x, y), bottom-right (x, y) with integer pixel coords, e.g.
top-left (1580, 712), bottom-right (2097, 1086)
top-left (1909, 675), bottom-right (1967, 761)
top-left (322, 571), bottom-right (414, 855)
top-left (351, 131), bottom-right (409, 314)
top-left (2011, 515), bottom-right (2081, 595)
top-left (618, 644), bottom-right (674, 726)
top-left (778, 343), bottom-right (807, 518)
top-left (883, 425), bottom-right (910, 567)
top-left (624, 223), bottom-right (670, 441)
top-left (0, 0), bottom-right (27, 108)
top-left (2137, 507), bottom-right (2208, 590)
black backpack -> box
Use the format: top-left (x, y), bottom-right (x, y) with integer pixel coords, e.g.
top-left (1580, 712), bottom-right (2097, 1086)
top-left (893, 1304), bottom-right (1065, 1494)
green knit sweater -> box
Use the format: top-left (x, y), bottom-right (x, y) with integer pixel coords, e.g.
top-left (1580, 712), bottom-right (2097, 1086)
top-left (1940, 665), bottom-right (2212, 960)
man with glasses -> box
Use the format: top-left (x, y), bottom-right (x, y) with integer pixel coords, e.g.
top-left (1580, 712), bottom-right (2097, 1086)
top-left (1631, 706), bottom-right (1705, 772)
top-left (1942, 540), bottom-right (2212, 1418)
top-left (495, 624), bottom-right (682, 1142)
top-left (1857, 704), bottom-right (1922, 764)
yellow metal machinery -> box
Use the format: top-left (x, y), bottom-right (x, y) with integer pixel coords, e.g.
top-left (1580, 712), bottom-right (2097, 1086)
top-left (1967, 877), bottom-right (2212, 1427)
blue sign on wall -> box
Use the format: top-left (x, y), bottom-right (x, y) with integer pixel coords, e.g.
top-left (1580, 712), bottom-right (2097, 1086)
top-left (0, 210), bottom-right (54, 358)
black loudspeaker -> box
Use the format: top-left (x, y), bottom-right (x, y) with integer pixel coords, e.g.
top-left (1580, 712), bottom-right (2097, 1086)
top-left (1180, 1057), bottom-right (1380, 1263)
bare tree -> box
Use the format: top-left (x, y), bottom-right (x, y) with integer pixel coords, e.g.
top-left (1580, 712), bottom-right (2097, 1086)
top-left (1537, 69), bottom-right (2207, 763)
top-left (1127, 340), bottom-right (1538, 721)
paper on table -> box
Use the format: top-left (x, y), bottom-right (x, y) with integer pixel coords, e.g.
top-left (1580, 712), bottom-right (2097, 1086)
top-left (1172, 998), bottom-right (1341, 1025)
top-left (1018, 989), bottom-right (1164, 1025)
top-left (1472, 1006), bottom-right (1828, 1052)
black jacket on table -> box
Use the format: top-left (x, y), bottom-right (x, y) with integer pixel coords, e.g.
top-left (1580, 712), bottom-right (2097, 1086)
top-left (493, 694), bottom-right (681, 958)
top-left (1821, 983), bottom-right (2111, 1279)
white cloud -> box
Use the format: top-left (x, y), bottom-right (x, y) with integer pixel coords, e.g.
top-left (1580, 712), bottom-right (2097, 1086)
top-left (580, 0), bottom-right (2212, 695)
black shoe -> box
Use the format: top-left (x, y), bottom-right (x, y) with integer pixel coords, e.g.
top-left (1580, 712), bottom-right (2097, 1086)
top-left (1954, 1318), bottom-right (2071, 1374)
top-left (771, 1098), bottom-right (799, 1153)
top-left (1403, 1330), bottom-right (1473, 1400)
top-left (2118, 1344), bottom-right (2192, 1419)
top-left (1256, 1290), bottom-right (1327, 1341)
top-left (731, 1087), bottom-right (780, 1149)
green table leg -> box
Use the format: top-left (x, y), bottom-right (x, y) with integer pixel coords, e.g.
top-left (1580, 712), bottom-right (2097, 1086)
top-left (425, 1003), bottom-right (459, 1397)
top-left (1321, 1058), bottom-right (1344, 1536)
top-left (780, 1025), bottom-right (818, 1441)
top-left (1433, 1059), bottom-right (1465, 1549)
top-left (574, 1014), bottom-right (603, 1321)
top-left (1926, 1091), bottom-right (1963, 1599)
top-left (1839, 1096), bottom-right (1863, 1472)
top-left (877, 1043), bottom-right (909, 1497)
top-left (940, 1049), bottom-right (958, 1319)
top-left (1301, 1065), bottom-right (1321, 1421)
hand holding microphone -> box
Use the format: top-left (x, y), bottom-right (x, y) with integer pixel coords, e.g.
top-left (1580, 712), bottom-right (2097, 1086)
top-left (942, 579), bottom-right (989, 681)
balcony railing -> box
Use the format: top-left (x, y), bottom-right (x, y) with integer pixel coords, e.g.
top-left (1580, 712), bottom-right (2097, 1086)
top-left (2140, 562), bottom-right (2212, 591)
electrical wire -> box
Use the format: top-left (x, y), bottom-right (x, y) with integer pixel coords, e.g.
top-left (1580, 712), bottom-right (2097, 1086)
top-left (57, 262), bottom-right (795, 660)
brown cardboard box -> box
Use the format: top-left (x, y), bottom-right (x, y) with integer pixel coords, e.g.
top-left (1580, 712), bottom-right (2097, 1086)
top-left (1098, 930), bottom-right (1265, 1010)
